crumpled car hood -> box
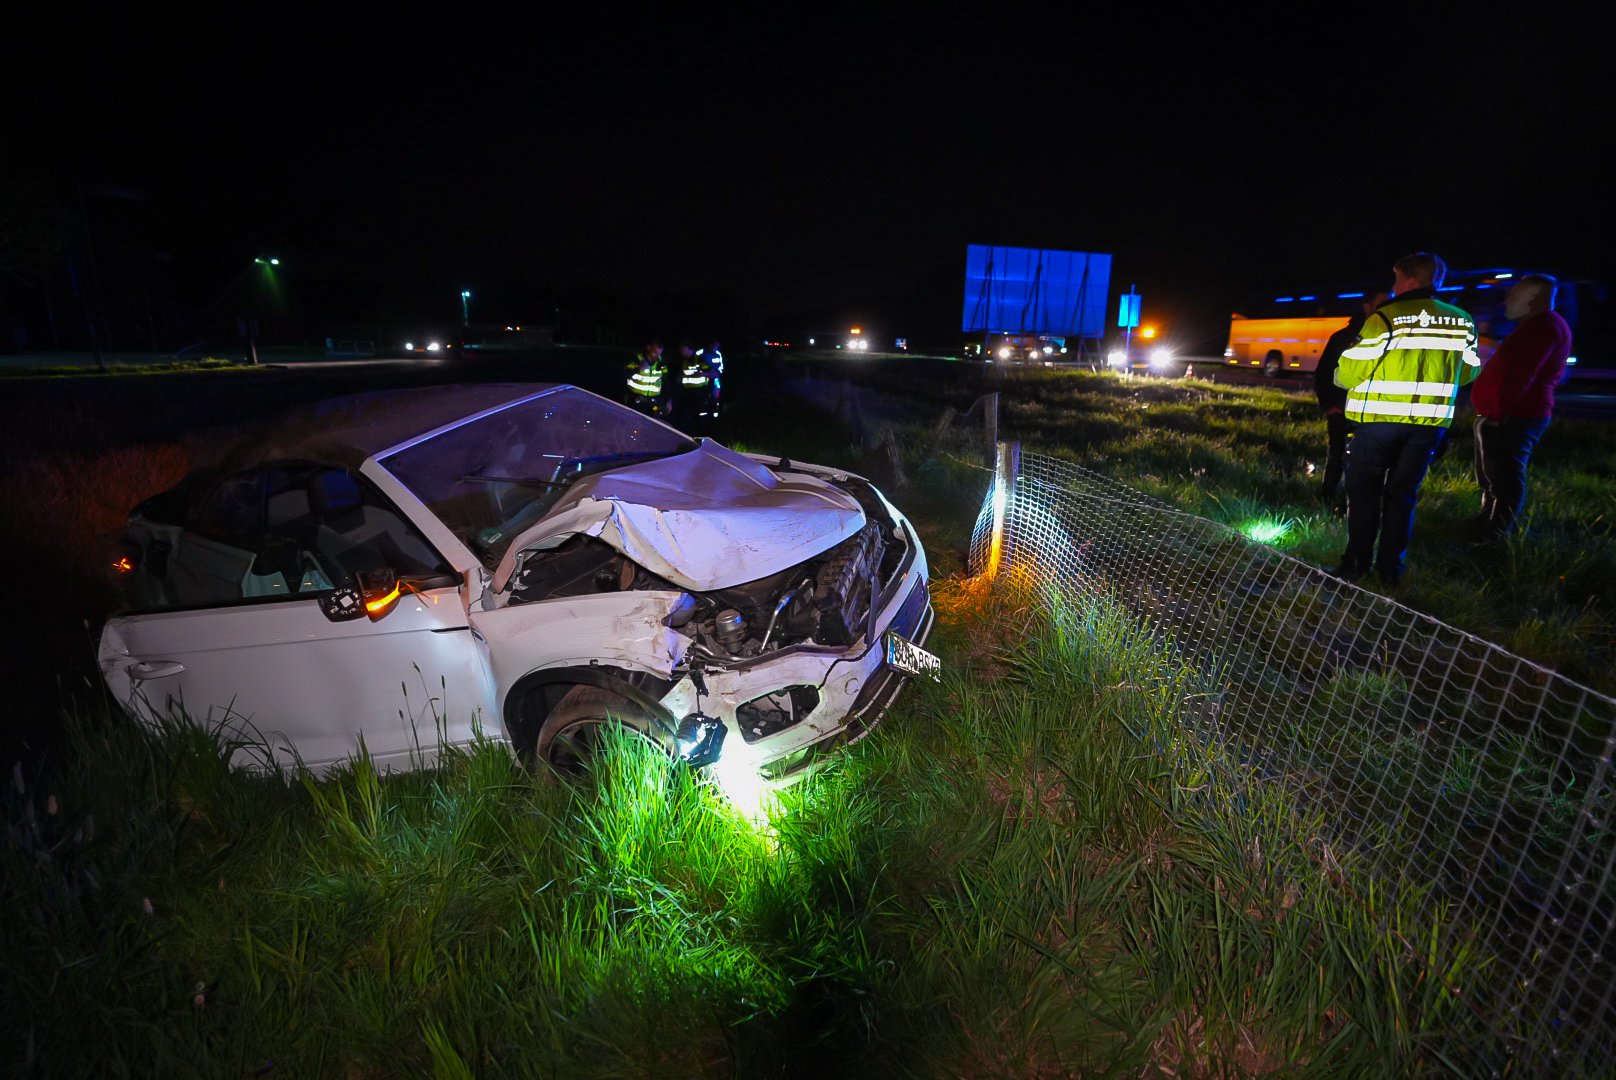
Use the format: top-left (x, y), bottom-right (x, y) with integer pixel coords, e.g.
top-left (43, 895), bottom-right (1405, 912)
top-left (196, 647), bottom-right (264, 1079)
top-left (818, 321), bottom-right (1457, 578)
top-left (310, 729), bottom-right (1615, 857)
top-left (492, 441), bottom-right (865, 593)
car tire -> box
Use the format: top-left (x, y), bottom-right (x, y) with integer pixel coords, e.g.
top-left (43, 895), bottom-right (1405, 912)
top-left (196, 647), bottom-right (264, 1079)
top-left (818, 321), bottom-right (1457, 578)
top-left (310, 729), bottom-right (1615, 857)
top-left (1262, 351), bottom-right (1283, 378)
top-left (530, 685), bottom-right (668, 773)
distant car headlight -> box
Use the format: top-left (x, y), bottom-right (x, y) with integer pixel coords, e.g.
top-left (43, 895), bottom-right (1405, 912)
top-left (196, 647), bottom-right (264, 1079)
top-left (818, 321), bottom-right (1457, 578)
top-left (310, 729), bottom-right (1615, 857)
top-left (1150, 348), bottom-right (1174, 369)
top-left (427, 341), bottom-right (442, 352)
top-left (998, 346), bottom-right (1012, 359)
top-left (1042, 345), bottom-right (1053, 355)
top-left (404, 341), bottom-right (415, 351)
top-left (1107, 349), bottom-right (1128, 367)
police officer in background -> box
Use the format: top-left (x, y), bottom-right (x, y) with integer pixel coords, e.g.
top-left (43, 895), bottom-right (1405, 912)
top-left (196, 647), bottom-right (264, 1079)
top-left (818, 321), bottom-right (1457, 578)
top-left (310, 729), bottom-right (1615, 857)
top-left (700, 339), bottom-right (724, 374)
top-left (625, 340), bottom-right (669, 416)
top-left (1328, 252), bottom-right (1480, 585)
top-left (678, 339), bottom-right (722, 430)
top-left (1314, 289), bottom-right (1389, 510)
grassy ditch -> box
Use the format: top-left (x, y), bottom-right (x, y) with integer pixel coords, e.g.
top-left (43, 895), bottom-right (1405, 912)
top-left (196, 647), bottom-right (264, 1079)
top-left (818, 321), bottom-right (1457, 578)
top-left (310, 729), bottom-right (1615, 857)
top-left (0, 574), bottom-right (1476, 1077)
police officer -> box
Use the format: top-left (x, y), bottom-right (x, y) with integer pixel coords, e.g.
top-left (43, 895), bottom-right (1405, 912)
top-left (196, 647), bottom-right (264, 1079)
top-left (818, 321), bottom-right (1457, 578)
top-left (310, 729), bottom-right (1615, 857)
top-left (1328, 252), bottom-right (1480, 585)
top-left (678, 339), bottom-right (721, 427)
top-left (700, 339), bottom-right (724, 374)
top-left (625, 340), bottom-right (669, 415)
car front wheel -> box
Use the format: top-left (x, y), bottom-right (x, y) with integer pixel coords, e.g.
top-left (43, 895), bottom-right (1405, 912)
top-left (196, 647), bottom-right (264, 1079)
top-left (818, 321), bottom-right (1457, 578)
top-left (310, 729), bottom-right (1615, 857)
top-left (531, 685), bottom-right (668, 773)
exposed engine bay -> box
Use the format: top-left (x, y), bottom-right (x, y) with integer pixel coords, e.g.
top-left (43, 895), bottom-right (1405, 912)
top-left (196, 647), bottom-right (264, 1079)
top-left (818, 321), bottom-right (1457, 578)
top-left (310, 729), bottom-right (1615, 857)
top-left (507, 474), bottom-right (909, 664)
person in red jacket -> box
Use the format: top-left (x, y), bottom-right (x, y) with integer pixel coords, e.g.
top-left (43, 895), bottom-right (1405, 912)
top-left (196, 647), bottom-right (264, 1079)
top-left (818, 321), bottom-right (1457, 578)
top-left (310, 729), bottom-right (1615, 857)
top-left (1469, 274), bottom-right (1573, 537)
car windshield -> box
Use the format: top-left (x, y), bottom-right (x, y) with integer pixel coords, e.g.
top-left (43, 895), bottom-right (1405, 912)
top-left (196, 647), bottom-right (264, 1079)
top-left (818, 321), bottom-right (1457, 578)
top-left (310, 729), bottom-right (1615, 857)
top-left (380, 388), bottom-right (697, 567)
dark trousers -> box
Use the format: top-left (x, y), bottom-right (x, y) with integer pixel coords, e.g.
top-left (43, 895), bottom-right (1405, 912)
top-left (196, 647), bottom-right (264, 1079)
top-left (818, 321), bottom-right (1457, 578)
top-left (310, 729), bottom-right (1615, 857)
top-left (1321, 411), bottom-right (1356, 497)
top-left (1474, 416), bottom-right (1549, 535)
top-left (1341, 422), bottom-right (1447, 578)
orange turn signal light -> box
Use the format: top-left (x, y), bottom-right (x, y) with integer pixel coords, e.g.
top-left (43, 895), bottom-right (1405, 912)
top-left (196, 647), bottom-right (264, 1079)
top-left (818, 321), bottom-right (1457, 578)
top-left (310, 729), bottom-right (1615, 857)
top-left (364, 584), bottom-right (401, 617)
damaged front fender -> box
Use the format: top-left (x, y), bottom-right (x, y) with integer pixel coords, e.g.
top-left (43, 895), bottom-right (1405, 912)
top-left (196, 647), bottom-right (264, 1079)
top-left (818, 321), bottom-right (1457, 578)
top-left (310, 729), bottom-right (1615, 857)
top-left (470, 590), bottom-right (693, 716)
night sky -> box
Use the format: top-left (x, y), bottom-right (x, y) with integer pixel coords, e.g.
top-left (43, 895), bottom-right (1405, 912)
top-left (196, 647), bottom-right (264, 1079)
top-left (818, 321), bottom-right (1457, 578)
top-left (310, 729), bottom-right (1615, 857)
top-left (7, 10), bottom-right (1611, 352)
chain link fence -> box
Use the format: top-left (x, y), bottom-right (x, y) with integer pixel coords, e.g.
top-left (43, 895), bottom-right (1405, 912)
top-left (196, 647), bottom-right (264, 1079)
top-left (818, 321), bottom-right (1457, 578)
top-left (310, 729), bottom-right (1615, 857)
top-left (967, 445), bottom-right (1616, 1076)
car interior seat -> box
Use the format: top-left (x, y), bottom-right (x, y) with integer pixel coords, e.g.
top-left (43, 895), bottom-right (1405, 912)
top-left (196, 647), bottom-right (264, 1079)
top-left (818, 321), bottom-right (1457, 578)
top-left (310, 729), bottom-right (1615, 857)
top-left (308, 468), bottom-right (442, 577)
top-left (489, 441), bottom-right (531, 519)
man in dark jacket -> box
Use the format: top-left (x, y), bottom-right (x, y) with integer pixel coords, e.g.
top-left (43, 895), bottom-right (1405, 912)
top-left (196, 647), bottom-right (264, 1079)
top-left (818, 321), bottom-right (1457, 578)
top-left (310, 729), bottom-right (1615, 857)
top-left (1470, 274), bottom-right (1573, 537)
top-left (1314, 290), bottom-right (1388, 506)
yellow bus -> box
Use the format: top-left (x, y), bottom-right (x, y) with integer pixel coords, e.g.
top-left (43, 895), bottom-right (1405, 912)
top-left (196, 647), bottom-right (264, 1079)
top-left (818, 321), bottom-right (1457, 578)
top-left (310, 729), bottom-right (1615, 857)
top-left (1223, 267), bottom-right (1604, 379)
top-left (1223, 314), bottom-right (1349, 377)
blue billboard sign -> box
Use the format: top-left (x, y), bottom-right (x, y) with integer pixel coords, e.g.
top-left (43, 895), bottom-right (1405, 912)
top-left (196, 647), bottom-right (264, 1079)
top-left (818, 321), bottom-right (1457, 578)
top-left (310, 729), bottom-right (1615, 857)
top-left (962, 245), bottom-right (1112, 337)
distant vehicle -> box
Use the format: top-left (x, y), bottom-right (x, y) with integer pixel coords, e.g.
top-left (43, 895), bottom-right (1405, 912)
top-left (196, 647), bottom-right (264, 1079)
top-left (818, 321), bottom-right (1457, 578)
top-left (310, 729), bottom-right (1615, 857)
top-left (1097, 319), bottom-right (1191, 376)
top-left (1224, 314), bottom-right (1342, 377)
top-left (98, 384), bottom-right (935, 784)
top-left (986, 333), bottom-right (1067, 364)
top-left (401, 333), bottom-right (459, 357)
top-left (1226, 267), bottom-right (1608, 377)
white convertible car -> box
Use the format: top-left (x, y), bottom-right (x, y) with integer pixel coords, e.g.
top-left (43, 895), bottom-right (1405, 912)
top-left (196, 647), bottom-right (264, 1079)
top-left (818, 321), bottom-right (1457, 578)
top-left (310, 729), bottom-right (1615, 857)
top-left (98, 383), bottom-right (935, 783)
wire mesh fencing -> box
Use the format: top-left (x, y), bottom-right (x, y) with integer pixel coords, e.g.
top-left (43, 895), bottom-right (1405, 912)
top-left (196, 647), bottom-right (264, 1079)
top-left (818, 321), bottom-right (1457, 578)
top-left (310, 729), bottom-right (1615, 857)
top-left (967, 446), bottom-right (1616, 1077)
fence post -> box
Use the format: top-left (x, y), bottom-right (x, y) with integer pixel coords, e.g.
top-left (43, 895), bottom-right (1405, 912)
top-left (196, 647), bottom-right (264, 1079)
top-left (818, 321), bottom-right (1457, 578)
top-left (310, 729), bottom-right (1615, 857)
top-left (986, 439), bottom-right (1019, 581)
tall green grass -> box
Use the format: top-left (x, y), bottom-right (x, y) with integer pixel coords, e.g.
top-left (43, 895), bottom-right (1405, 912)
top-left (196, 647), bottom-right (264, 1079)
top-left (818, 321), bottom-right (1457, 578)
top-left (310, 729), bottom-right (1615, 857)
top-left (1, 576), bottom-right (1478, 1076)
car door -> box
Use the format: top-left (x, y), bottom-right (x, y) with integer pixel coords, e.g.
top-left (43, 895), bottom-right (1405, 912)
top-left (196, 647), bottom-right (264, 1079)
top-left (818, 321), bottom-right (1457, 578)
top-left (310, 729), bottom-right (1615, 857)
top-left (99, 464), bottom-right (497, 774)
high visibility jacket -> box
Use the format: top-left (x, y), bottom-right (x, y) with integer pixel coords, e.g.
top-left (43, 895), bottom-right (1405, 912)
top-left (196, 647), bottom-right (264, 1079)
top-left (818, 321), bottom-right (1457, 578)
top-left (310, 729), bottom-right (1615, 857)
top-left (681, 357), bottom-right (719, 387)
top-left (626, 354), bottom-right (666, 397)
top-left (1335, 289), bottom-right (1480, 427)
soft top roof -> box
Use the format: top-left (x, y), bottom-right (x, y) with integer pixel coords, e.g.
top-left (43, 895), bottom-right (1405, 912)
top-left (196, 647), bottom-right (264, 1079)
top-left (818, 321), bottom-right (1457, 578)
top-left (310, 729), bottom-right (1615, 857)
top-left (205, 383), bottom-right (566, 473)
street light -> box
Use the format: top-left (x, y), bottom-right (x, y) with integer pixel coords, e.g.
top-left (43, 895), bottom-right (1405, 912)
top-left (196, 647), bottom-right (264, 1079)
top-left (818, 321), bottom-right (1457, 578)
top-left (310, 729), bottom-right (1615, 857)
top-left (243, 257), bottom-right (282, 364)
top-left (460, 289), bottom-right (471, 325)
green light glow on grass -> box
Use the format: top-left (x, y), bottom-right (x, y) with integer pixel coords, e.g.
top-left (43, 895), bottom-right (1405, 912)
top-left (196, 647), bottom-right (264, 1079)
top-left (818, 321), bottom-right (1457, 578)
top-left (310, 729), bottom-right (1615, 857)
top-left (1242, 518), bottom-right (1292, 544)
top-left (706, 746), bottom-right (778, 828)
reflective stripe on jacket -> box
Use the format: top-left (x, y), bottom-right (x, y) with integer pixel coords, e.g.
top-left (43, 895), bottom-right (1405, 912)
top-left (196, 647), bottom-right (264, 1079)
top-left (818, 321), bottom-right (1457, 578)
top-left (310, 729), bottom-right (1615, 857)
top-left (626, 355), bottom-right (666, 396)
top-left (627, 368), bottom-right (664, 395)
top-left (1334, 291), bottom-right (1480, 427)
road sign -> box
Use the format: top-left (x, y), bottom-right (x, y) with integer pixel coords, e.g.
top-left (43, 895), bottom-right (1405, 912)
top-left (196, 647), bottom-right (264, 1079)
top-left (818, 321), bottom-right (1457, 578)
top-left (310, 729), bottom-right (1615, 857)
top-left (1118, 292), bottom-right (1141, 330)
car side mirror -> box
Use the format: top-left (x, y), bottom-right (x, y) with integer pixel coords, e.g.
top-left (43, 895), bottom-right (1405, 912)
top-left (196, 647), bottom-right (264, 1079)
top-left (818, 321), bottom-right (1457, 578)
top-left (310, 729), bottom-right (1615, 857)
top-left (318, 585), bottom-right (365, 622)
top-left (355, 568), bottom-right (402, 621)
top-left (317, 568), bottom-right (457, 623)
